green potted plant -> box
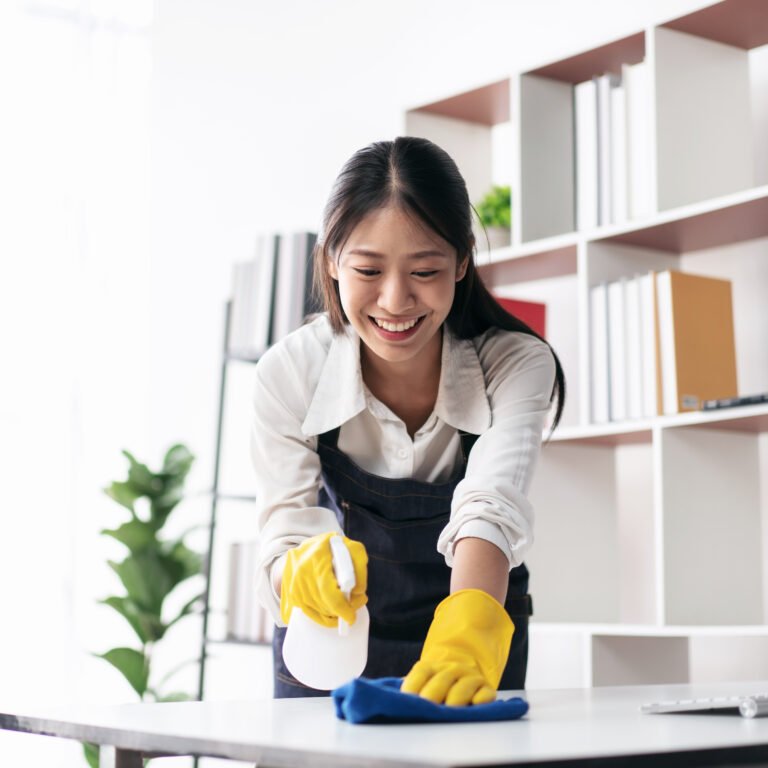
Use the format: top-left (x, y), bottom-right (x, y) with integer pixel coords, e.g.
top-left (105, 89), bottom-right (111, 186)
top-left (475, 184), bottom-right (511, 251)
top-left (82, 444), bottom-right (204, 768)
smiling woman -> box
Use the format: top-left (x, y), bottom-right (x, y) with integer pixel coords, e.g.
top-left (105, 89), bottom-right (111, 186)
top-left (250, 136), bottom-right (565, 706)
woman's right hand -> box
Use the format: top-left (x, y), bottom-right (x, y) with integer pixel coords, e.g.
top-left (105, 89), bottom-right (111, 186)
top-left (279, 531), bottom-right (368, 627)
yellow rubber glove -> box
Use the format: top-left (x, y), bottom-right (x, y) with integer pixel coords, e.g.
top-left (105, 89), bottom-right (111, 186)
top-left (401, 588), bottom-right (514, 706)
top-left (279, 531), bottom-right (368, 628)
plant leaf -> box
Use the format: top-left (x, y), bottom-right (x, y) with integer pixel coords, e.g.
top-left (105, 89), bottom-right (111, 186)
top-left (165, 592), bottom-right (204, 632)
top-left (122, 450), bottom-right (164, 498)
top-left (162, 444), bottom-right (195, 478)
top-left (108, 553), bottom-right (171, 615)
top-left (83, 741), bottom-right (100, 768)
top-left (97, 647), bottom-right (149, 697)
top-left (100, 596), bottom-right (165, 644)
top-left (104, 481), bottom-right (141, 515)
top-left (156, 691), bottom-right (195, 703)
top-left (161, 539), bottom-right (204, 584)
top-left (101, 518), bottom-right (156, 553)
top-left (108, 544), bottom-right (202, 616)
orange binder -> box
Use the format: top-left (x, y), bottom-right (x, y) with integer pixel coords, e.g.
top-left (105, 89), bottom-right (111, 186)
top-left (655, 270), bottom-right (738, 414)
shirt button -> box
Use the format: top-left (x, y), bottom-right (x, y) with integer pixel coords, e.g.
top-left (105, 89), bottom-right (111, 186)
top-left (397, 448), bottom-right (409, 459)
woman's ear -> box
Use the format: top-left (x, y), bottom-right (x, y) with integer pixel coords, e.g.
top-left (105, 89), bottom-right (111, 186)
top-left (456, 255), bottom-right (469, 282)
top-left (327, 256), bottom-right (339, 280)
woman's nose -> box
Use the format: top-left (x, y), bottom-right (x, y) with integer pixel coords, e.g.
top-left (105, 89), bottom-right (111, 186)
top-left (377, 274), bottom-right (416, 313)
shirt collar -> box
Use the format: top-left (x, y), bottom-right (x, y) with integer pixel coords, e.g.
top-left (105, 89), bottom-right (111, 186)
top-left (435, 325), bottom-right (492, 435)
top-left (301, 322), bottom-right (491, 436)
top-left (301, 322), bottom-right (367, 436)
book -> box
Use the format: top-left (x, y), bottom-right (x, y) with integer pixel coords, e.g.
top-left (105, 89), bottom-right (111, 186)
top-left (595, 73), bottom-right (616, 226)
top-left (655, 270), bottom-right (738, 414)
top-left (624, 275), bottom-right (642, 420)
top-left (589, 282), bottom-right (610, 424)
top-left (622, 60), bottom-right (653, 220)
top-left (607, 278), bottom-right (628, 421)
top-left (637, 271), bottom-right (660, 418)
top-left (702, 393), bottom-right (768, 411)
top-left (574, 78), bottom-right (598, 231)
top-left (609, 78), bottom-right (628, 224)
top-left (227, 540), bottom-right (270, 643)
top-left (494, 295), bottom-right (546, 338)
top-left (272, 231), bottom-right (320, 341)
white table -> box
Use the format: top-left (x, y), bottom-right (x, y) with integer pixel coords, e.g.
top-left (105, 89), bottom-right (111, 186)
top-left (2, 681), bottom-right (768, 767)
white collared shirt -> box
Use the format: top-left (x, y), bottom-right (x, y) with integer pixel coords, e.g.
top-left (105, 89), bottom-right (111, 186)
top-left (251, 314), bottom-right (556, 624)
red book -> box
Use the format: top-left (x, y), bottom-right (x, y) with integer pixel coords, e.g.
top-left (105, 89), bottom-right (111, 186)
top-left (493, 295), bottom-right (546, 338)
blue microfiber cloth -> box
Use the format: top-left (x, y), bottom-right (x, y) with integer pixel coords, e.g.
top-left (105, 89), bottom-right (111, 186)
top-left (331, 677), bottom-right (529, 724)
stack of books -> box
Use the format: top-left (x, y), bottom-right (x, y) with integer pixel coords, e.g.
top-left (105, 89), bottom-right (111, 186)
top-left (226, 540), bottom-right (273, 644)
top-left (590, 270), bottom-right (738, 423)
top-left (574, 61), bottom-right (653, 231)
top-left (228, 231), bottom-right (318, 358)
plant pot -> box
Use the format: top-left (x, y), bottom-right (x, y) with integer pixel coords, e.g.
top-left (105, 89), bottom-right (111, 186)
top-left (477, 225), bottom-right (511, 252)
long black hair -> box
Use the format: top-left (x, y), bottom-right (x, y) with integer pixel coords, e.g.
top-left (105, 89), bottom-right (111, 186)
top-left (312, 136), bottom-right (566, 430)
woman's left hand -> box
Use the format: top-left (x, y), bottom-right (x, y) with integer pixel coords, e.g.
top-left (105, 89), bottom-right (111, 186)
top-left (401, 589), bottom-right (514, 706)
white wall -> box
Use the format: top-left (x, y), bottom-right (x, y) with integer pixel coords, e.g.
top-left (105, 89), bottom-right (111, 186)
top-left (0, 1), bottom-right (712, 765)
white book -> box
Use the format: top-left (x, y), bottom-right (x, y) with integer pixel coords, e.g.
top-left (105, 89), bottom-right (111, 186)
top-left (607, 278), bottom-right (628, 422)
top-left (623, 61), bottom-right (653, 220)
top-left (610, 80), bottom-right (628, 224)
top-left (244, 541), bottom-right (263, 642)
top-left (624, 276), bottom-right (642, 420)
top-left (226, 541), bottom-right (240, 639)
top-left (228, 262), bottom-right (249, 356)
top-left (271, 233), bottom-right (293, 343)
top-left (575, 79), bottom-right (598, 232)
top-left (655, 271), bottom-right (677, 415)
top-left (251, 234), bottom-right (277, 354)
top-left (638, 272), bottom-right (659, 418)
top-left (589, 282), bottom-right (610, 423)
top-left (595, 74), bottom-right (614, 226)
top-left (273, 232), bottom-right (310, 342)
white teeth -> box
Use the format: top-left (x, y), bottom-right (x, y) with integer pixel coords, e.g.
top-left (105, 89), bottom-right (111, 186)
top-left (374, 317), bottom-right (420, 332)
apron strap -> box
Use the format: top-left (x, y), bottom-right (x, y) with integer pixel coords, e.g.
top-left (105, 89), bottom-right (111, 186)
top-left (458, 431), bottom-right (479, 462)
top-left (318, 426), bottom-right (341, 448)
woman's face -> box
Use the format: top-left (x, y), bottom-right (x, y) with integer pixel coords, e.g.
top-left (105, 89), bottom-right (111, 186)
top-left (329, 205), bottom-right (467, 369)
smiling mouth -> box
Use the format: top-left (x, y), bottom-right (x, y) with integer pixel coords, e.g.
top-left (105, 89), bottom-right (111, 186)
top-left (369, 315), bottom-right (426, 333)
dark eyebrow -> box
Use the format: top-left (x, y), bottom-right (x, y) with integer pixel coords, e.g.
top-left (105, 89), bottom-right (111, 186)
top-left (346, 248), bottom-right (449, 260)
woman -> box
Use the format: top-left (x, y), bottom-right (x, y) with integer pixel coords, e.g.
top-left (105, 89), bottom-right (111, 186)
top-left (251, 136), bottom-right (565, 704)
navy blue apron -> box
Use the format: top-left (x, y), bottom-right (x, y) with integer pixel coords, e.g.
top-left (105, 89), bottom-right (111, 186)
top-left (272, 426), bottom-right (533, 697)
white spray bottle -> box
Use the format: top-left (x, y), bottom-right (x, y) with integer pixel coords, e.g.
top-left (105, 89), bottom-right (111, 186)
top-left (282, 534), bottom-right (369, 690)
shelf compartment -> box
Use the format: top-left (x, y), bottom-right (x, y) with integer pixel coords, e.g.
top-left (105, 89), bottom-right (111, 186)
top-left (652, 20), bottom-right (768, 211)
top-left (583, 233), bottom-right (768, 429)
top-left (476, 236), bottom-right (577, 282)
top-left (404, 79), bottom-right (511, 229)
top-left (518, 33), bottom-right (647, 244)
top-left (591, 632), bottom-right (768, 685)
top-left (596, 185), bottom-right (768, 253)
top-left (529, 33), bottom-right (645, 84)
top-left (492, 269), bottom-right (580, 429)
top-left (529, 623), bottom-right (768, 687)
top-left (527, 440), bottom-right (656, 625)
top-left (662, 0), bottom-right (768, 51)
top-left (660, 424), bottom-right (768, 626)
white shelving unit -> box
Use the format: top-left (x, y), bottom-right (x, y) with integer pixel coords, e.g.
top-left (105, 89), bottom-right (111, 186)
top-left (406, 0), bottom-right (768, 689)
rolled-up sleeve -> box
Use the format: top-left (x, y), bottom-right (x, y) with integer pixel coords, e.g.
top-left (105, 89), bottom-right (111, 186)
top-left (250, 344), bottom-right (343, 625)
top-left (437, 333), bottom-right (556, 569)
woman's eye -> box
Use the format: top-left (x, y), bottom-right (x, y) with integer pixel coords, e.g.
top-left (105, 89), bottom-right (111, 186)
top-left (353, 268), bottom-right (379, 277)
top-left (413, 270), bottom-right (438, 278)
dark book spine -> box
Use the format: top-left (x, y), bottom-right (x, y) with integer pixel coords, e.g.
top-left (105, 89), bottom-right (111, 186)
top-left (702, 393), bottom-right (768, 410)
